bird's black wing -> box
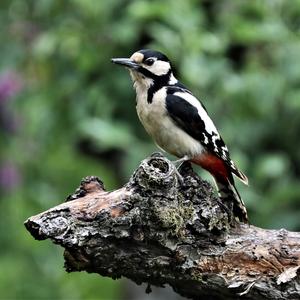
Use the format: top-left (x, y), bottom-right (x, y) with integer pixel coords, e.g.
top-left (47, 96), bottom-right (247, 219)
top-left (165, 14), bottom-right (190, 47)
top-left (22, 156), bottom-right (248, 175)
top-left (165, 86), bottom-right (247, 183)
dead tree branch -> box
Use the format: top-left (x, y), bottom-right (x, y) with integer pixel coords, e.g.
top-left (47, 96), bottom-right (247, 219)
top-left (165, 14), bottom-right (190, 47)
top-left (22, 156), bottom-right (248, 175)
top-left (24, 153), bottom-right (300, 300)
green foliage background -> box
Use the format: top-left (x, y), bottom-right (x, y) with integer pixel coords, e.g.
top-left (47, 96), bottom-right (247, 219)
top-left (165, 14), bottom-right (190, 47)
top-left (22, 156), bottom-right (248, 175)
top-left (1, 0), bottom-right (300, 299)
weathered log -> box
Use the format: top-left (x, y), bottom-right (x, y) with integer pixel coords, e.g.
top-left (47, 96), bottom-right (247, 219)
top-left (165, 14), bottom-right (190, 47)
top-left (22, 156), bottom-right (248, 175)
top-left (24, 153), bottom-right (300, 300)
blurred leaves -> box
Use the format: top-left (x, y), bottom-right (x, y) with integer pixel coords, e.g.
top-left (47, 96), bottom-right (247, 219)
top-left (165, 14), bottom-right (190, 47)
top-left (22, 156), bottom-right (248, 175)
top-left (79, 118), bottom-right (135, 150)
top-left (1, 0), bottom-right (300, 299)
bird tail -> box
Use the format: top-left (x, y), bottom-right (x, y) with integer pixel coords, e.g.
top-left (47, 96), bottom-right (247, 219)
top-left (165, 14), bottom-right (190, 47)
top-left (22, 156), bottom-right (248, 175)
top-left (232, 167), bottom-right (249, 186)
top-left (214, 176), bottom-right (248, 223)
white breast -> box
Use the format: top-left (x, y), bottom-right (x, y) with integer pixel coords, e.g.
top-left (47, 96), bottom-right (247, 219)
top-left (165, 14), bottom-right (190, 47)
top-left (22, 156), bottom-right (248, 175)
top-left (135, 86), bottom-right (204, 158)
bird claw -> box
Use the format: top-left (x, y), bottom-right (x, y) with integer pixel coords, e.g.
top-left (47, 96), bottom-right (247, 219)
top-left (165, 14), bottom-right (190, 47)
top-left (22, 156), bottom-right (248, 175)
top-left (172, 155), bottom-right (190, 168)
top-left (170, 156), bottom-right (191, 185)
top-left (175, 168), bottom-right (184, 185)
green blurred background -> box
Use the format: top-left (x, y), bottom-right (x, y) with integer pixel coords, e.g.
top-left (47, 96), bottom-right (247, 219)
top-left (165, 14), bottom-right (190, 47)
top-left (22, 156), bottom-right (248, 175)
top-left (1, 0), bottom-right (300, 299)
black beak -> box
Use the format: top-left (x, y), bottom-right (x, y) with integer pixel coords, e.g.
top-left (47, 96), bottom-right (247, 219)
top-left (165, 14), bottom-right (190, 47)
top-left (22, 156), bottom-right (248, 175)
top-left (111, 58), bottom-right (139, 70)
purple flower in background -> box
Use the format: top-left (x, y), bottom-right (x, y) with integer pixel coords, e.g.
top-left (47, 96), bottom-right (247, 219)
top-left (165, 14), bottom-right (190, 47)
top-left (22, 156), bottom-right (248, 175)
top-left (0, 70), bottom-right (23, 132)
top-left (0, 71), bottom-right (23, 192)
top-left (0, 70), bottom-right (23, 103)
top-left (0, 162), bottom-right (21, 192)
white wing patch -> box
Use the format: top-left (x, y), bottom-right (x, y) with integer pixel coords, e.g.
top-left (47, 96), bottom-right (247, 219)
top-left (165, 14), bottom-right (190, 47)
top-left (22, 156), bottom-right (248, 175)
top-left (212, 134), bottom-right (220, 152)
top-left (174, 92), bottom-right (218, 135)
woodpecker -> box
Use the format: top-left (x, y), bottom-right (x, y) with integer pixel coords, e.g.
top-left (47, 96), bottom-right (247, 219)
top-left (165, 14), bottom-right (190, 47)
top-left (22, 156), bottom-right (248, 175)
top-left (112, 49), bottom-right (248, 223)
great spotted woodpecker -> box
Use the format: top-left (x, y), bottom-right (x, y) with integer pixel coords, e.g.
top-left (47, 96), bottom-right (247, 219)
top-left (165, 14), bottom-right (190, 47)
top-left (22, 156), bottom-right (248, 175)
top-left (112, 49), bottom-right (248, 223)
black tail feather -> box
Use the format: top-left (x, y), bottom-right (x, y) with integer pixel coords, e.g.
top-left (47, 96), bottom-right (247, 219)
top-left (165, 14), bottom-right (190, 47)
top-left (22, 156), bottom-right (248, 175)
top-left (214, 176), bottom-right (248, 223)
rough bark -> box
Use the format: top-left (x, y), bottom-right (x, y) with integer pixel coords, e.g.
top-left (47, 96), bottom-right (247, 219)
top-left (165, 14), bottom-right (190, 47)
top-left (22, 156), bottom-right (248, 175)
top-left (24, 153), bottom-right (300, 300)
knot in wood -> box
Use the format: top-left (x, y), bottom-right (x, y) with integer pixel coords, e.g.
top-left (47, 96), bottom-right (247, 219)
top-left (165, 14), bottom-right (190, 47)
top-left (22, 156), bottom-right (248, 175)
top-left (132, 156), bottom-right (178, 192)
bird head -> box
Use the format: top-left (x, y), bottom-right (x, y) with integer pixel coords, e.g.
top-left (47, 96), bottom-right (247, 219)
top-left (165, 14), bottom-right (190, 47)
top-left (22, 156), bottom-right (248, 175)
top-left (111, 49), bottom-right (175, 87)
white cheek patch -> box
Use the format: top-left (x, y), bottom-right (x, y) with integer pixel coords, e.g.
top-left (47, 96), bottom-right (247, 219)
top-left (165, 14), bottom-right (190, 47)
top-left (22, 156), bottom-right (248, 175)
top-left (146, 61), bottom-right (171, 76)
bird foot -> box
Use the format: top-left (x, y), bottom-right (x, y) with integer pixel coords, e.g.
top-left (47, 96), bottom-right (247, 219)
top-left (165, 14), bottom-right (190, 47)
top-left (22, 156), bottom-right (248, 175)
top-left (171, 156), bottom-right (191, 185)
top-left (175, 168), bottom-right (184, 185)
top-left (172, 155), bottom-right (190, 168)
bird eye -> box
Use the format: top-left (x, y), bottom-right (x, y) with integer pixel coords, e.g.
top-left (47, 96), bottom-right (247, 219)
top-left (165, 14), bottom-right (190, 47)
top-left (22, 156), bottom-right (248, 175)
top-left (144, 58), bottom-right (155, 66)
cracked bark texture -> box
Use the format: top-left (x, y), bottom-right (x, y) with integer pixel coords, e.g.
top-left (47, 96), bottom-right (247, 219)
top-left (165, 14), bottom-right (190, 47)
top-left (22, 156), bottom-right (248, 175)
top-left (24, 153), bottom-right (300, 300)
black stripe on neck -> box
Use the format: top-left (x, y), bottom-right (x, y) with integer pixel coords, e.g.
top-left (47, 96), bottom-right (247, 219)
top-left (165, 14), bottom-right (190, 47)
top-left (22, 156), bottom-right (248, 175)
top-left (142, 70), bottom-right (172, 104)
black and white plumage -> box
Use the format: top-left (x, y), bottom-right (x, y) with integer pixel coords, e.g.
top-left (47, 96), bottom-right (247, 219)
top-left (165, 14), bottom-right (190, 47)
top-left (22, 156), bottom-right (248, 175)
top-left (112, 49), bottom-right (248, 222)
